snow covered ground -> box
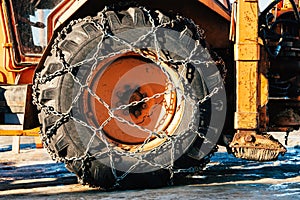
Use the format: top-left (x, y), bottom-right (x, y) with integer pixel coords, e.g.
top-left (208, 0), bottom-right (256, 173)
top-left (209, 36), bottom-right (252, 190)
top-left (0, 131), bottom-right (299, 199)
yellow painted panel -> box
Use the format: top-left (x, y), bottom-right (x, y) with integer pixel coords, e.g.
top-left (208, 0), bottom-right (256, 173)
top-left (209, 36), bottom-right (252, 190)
top-left (0, 127), bottom-right (39, 136)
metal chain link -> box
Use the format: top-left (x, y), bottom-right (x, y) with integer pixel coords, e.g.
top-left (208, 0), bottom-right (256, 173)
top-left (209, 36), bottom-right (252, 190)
top-left (32, 7), bottom-right (225, 188)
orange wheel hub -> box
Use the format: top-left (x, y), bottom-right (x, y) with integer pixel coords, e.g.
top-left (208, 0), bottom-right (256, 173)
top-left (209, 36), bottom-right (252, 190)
top-left (83, 52), bottom-right (179, 148)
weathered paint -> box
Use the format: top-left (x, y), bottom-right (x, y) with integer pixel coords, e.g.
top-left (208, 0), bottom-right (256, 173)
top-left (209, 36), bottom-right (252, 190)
top-left (234, 0), bottom-right (260, 130)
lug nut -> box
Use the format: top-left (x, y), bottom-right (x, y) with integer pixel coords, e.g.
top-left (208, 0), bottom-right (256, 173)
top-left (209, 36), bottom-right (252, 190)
top-left (123, 110), bottom-right (129, 116)
top-left (116, 101), bottom-right (123, 107)
top-left (142, 103), bottom-right (147, 109)
top-left (134, 110), bottom-right (141, 117)
top-left (117, 91), bottom-right (123, 98)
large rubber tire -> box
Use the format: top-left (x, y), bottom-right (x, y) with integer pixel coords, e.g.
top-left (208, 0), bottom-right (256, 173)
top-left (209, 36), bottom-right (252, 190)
top-left (33, 7), bottom-right (225, 189)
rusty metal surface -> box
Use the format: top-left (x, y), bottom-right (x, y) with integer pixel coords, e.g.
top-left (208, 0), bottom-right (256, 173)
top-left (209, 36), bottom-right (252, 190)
top-left (234, 0), bottom-right (260, 130)
top-left (268, 98), bottom-right (300, 129)
top-left (229, 131), bottom-right (287, 161)
top-left (197, 0), bottom-right (231, 21)
top-left (271, 108), bottom-right (300, 127)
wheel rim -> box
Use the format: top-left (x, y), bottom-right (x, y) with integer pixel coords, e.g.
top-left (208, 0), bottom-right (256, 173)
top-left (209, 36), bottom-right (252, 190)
top-left (82, 52), bottom-right (184, 151)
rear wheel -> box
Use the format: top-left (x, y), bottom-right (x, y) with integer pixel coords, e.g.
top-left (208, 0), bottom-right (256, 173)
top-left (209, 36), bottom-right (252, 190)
top-left (33, 7), bottom-right (226, 189)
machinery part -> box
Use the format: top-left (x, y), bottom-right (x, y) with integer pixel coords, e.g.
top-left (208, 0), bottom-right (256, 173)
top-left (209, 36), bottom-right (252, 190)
top-left (260, 0), bottom-right (300, 130)
top-left (33, 7), bottom-right (226, 189)
top-left (267, 17), bottom-right (300, 98)
top-left (269, 100), bottom-right (300, 128)
top-left (229, 131), bottom-right (286, 161)
top-left (0, 84), bottom-right (39, 130)
top-left (268, 23), bottom-right (300, 99)
top-left (259, 0), bottom-right (300, 58)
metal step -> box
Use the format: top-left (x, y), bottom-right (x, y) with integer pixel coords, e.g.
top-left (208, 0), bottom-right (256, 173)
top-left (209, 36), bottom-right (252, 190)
top-left (0, 84), bottom-right (39, 129)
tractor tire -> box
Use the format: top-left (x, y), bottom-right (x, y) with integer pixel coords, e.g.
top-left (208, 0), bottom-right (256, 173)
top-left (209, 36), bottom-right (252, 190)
top-left (33, 7), bottom-right (226, 189)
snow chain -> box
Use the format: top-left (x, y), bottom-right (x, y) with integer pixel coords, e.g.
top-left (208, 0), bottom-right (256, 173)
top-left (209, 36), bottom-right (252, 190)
top-left (32, 6), bottom-right (225, 189)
